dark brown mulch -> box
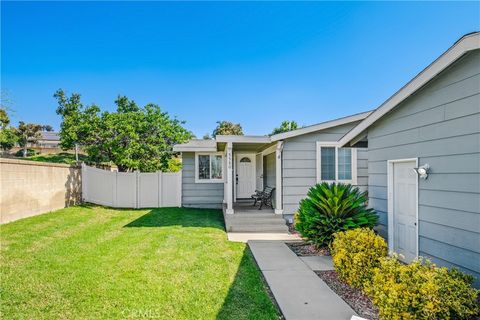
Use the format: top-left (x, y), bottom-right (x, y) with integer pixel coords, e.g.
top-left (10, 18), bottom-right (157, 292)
top-left (285, 241), bottom-right (330, 256)
top-left (286, 222), bottom-right (299, 235)
top-left (316, 270), bottom-right (379, 320)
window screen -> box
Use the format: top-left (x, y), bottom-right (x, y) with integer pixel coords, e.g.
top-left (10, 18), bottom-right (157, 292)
top-left (321, 147), bottom-right (336, 180)
top-left (211, 155), bottom-right (223, 179)
top-left (198, 155), bottom-right (210, 180)
top-left (338, 148), bottom-right (352, 180)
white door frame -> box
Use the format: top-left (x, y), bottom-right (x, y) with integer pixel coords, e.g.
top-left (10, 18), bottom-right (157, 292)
top-left (387, 158), bottom-right (419, 259)
top-left (235, 152), bottom-right (256, 200)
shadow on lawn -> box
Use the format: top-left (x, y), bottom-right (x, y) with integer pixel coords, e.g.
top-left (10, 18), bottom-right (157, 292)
top-left (216, 247), bottom-right (281, 320)
top-left (123, 207), bottom-right (225, 230)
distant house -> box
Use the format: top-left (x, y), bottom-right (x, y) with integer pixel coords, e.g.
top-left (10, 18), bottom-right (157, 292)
top-left (340, 32), bottom-right (480, 283)
top-left (35, 132), bottom-right (61, 148)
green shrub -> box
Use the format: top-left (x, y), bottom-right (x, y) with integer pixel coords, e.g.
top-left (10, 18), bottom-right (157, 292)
top-left (14, 148), bottom-right (38, 157)
top-left (366, 256), bottom-right (480, 320)
top-left (295, 182), bottom-right (378, 247)
top-left (331, 228), bottom-right (387, 289)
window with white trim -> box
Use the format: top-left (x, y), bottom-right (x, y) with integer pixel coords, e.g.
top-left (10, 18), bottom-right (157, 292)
top-left (316, 143), bottom-right (357, 184)
top-left (195, 153), bottom-right (224, 183)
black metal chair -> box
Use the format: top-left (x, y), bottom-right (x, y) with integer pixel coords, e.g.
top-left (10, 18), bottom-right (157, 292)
top-left (251, 186), bottom-right (275, 210)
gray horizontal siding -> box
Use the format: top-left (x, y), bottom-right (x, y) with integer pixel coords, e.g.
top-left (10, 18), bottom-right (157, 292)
top-left (181, 152), bottom-right (224, 209)
top-left (281, 122), bottom-right (368, 216)
top-left (366, 49), bottom-right (480, 283)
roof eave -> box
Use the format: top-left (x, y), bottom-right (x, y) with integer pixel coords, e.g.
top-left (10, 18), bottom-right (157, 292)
top-left (339, 32), bottom-right (480, 147)
top-left (270, 111), bottom-right (372, 142)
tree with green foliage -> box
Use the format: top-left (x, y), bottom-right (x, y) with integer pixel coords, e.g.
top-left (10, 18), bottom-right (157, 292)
top-left (212, 121), bottom-right (243, 137)
top-left (202, 133), bottom-right (211, 140)
top-left (0, 108), bottom-right (18, 152)
top-left (270, 120), bottom-right (298, 135)
top-left (16, 122), bottom-right (45, 157)
top-left (55, 90), bottom-right (192, 172)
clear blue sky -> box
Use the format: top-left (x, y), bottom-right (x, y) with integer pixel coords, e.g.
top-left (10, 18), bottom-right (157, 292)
top-left (2, 1), bottom-right (479, 137)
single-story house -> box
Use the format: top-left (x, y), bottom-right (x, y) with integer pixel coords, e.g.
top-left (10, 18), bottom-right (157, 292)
top-left (173, 110), bottom-right (371, 221)
top-left (340, 32), bottom-right (480, 282)
top-left (173, 32), bottom-right (479, 283)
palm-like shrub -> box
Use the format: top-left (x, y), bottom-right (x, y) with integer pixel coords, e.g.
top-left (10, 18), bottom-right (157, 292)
top-left (295, 182), bottom-right (378, 247)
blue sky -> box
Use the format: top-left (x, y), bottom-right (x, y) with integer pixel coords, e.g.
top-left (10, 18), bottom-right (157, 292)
top-left (2, 1), bottom-right (479, 137)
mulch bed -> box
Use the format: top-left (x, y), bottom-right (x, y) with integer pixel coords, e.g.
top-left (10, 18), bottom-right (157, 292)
top-left (285, 241), bottom-right (330, 256)
top-left (316, 270), bottom-right (379, 320)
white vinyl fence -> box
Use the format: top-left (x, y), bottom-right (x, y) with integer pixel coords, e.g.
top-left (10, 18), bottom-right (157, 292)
top-left (82, 164), bottom-right (181, 208)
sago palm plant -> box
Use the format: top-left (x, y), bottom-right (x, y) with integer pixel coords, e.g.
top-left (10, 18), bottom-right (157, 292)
top-left (295, 182), bottom-right (378, 247)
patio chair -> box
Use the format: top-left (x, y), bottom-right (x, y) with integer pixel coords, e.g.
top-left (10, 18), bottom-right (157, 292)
top-left (251, 186), bottom-right (275, 210)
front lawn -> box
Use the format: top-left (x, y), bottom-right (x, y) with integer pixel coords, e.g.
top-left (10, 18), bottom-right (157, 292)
top-left (0, 206), bottom-right (279, 319)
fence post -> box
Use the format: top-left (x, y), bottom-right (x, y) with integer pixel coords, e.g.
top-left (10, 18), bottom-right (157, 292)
top-left (177, 171), bottom-right (182, 207)
top-left (81, 163), bottom-right (87, 203)
top-left (135, 171), bottom-right (139, 209)
top-left (113, 171), bottom-right (118, 207)
top-left (158, 171), bottom-right (163, 208)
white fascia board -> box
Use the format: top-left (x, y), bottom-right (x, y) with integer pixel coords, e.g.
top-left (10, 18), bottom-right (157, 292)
top-left (270, 111), bottom-right (372, 142)
top-left (339, 32), bottom-right (480, 147)
top-left (215, 135), bottom-right (271, 143)
top-left (173, 139), bottom-right (217, 152)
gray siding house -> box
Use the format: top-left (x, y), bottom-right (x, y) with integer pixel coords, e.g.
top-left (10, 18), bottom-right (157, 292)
top-left (174, 31), bottom-right (479, 284)
top-left (174, 111), bottom-right (371, 220)
top-left (340, 32), bottom-right (480, 284)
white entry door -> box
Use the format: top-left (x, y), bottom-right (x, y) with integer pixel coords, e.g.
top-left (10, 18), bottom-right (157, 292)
top-left (236, 153), bottom-right (256, 199)
top-left (389, 159), bottom-right (418, 263)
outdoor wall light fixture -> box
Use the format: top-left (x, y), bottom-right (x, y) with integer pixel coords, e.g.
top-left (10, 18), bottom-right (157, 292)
top-left (413, 164), bottom-right (430, 179)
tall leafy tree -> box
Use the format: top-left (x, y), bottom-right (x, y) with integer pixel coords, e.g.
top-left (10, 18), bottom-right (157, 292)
top-left (270, 120), bottom-right (299, 135)
top-left (55, 91), bottom-right (192, 172)
top-left (0, 108), bottom-right (17, 152)
top-left (212, 121), bottom-right (243, 137)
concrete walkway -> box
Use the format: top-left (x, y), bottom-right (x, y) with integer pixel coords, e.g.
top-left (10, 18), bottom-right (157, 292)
top-left (248, 240), bottom-right (356, 320)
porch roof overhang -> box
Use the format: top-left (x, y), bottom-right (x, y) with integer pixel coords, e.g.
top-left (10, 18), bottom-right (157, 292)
top-left (172, 139), bottom-right (217, 152)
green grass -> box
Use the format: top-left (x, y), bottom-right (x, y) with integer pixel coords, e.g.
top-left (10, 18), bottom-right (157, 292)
top-left (19, 152), bottom-right (88, 165)
top-left (0, 206), bottom-right (280, 319)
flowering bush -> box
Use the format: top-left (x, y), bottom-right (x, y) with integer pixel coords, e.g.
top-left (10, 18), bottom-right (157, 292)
top-left (366, 256), bottom-right (480, 320)
top-left (331, 228), bottom-right (387, 289)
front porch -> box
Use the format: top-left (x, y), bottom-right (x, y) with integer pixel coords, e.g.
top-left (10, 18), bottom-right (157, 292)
top-left (233, 199), bottom-right (274, 214)
top-left (218, 135), bottom-right (284, 215)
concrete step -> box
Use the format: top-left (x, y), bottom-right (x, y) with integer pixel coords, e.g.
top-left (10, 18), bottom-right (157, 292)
top-left (227, 213), bottom-right (278, 218)
top-left (228, 224), bottom-right (289, 233)
top-left (226, 218), bottom-right (288, 225)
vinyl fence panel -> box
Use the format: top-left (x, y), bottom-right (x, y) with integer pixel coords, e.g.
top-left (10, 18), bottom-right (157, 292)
top-left (138, 172), bottom-right (160, 208)
top-left (82, 164), bottom-right (181, 208)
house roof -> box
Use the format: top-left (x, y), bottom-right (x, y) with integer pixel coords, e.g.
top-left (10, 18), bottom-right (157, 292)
top-left (339, 31), bottom-right (480, 147)
top-left (173, 112), bottom-right (373, 152)
top-left (39, 132), bottom-right (60, 141)
top-left (172, 139), bottom-right (217, 152)
top-left (215, 135), bottom-right (271, 143)
top-left (270, 111), bottom-right (372, 141)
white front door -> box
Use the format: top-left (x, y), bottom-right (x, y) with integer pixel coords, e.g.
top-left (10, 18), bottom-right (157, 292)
top-left (236, 153), bottom-right (256, 199)
top-left (389, 159), bottom-right (418, 263)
